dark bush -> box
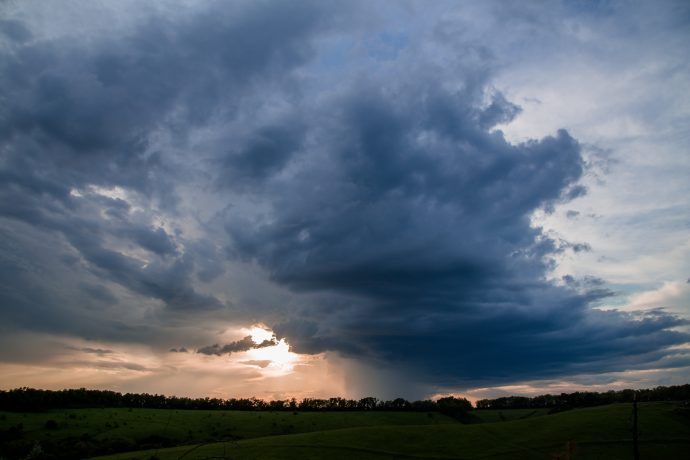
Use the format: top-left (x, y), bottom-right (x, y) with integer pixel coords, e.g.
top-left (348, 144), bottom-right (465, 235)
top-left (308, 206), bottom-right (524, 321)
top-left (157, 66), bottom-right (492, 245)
top-left (44, 419), bottom-right (59, 430)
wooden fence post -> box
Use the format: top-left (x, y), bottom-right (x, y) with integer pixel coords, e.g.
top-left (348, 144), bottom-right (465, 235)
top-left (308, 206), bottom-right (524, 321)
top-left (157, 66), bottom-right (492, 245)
top-left (633, 391), bottom-right (640, 460)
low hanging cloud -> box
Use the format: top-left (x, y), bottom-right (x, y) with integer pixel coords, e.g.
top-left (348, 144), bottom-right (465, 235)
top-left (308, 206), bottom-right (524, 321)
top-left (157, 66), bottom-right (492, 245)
top-left (64, 345), bottom-right (114, 356)
top-left (197, 336), bottom-right (277, 356)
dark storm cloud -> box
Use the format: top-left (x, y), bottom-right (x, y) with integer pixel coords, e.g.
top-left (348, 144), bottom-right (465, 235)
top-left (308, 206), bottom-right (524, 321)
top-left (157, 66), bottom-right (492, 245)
top-left (124, 227), bottom-right (178, 257)
top-left (0, 0), bottom-right (338, 321)
top-left (477, 92), bottom-right (522, 129)
top-left (80, 282), bottom-right (120, 305)
top-left (0, 186), bottom-right (223, 314)
top-left (227, 83), bottom-right (583, 298)
top-left (188, 240), bottom-right (227, 284)
top-left (0, 0), bottom-right (687, 389)
top-left (562, 275), bottom-right (607, 290)
top-left (0, 226), bottom-right (160, 342)
top-left (0, 0), bottom-right (331, 194)
top-left (220, 120), bottom-right (307, 185)
top-left (219, 36), bottom-right (689, 382)
top-left (73, 242), bottom-right (223, 311)
top-left (197, 336), bottom-right (277, 356)
top-left (0, 19), bottom-right (32, 43)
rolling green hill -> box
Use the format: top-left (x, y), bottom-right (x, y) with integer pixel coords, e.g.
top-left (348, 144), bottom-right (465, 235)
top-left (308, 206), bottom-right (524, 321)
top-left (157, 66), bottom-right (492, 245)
top-left (472, 408), bottom-right (550, 423)
top-left (0, 408), bottom-right (454, 458)
top-left (94, 402), bottom-right (690, 460)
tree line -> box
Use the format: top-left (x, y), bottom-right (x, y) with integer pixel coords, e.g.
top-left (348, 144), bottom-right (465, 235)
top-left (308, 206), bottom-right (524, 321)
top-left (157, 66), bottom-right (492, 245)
top-left (475, 384), bottom-right (690, 411)
top-left (1, 384), bottom-right (688, 413)
top-left (0, 388), bottom-right (470, 416)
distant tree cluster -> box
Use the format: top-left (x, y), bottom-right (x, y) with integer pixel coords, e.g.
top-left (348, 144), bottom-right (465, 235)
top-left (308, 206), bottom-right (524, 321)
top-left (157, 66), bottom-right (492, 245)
top-left (0, 388), bottom-right (470, 415)
top-left (475, 384), bottom-right (690, 411)
top-left (1, 384), bottom-right (687, 414)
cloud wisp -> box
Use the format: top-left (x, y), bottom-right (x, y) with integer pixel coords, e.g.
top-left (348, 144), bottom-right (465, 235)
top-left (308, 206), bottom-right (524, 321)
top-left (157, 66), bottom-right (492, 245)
top-left (197, 336), bottom-right (278, 357)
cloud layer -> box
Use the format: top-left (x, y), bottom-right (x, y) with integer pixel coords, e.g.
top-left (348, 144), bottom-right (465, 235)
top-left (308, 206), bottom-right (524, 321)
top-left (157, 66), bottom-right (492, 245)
top-left (0, 0), bottom-right (688, 395)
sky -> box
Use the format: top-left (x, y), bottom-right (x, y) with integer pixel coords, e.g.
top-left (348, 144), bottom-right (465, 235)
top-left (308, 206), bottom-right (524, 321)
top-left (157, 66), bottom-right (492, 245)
top-left (0, 0), bottom-right (689, 402)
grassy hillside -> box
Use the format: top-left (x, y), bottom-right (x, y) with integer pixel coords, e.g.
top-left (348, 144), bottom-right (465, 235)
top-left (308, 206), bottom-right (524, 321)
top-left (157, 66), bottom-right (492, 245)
top-left (472, 408), bottom-right (550, 423)
top-left (95, 402), bottom-right (690, 460)
top-left (0, 408), bottom-right (455, 458)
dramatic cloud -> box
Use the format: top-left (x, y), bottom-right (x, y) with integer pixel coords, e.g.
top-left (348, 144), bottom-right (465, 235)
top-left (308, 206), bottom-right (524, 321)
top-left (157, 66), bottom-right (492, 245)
top-left (0, 0), bottom-right (341, 338)
top-left (197, 336), bottom-right (277, 356)
top-left (0, 0), bottom-right (688, 397)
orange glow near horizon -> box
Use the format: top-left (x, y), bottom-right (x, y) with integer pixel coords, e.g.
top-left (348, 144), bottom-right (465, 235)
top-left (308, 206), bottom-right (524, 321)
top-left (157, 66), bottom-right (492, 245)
top-left (0, 329), bottom-right (348, 401)
top-left (5, 329), bottom-right (675, 403)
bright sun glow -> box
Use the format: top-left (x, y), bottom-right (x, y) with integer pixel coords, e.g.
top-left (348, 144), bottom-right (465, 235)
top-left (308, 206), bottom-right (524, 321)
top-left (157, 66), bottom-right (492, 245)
top-left (248, 326), bottom-right (274, 344)
top-left (247, 339), bottom-right (297, 371)
top-left (242, 326), bottom-right (299, 373)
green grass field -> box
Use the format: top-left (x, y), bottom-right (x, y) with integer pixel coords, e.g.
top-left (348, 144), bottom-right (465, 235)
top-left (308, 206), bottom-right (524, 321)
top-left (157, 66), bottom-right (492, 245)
top-left (472, 408), bottom-right (550, 423)
top-left (0, 408), bottom-right (454, 458)
top-left (2, 402), bottom-right (689, 459)
top-left (91, 402), bottom-right (690, 460)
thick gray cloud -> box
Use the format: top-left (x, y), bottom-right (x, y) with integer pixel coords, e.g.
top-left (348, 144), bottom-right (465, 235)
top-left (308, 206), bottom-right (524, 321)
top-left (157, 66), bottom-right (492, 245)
top-left (214, 4), bottom-right (689, 383)
top-left (0, 0), bottom-right (338, 324)
top-left (0, 0), bottom-right (688, 391)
